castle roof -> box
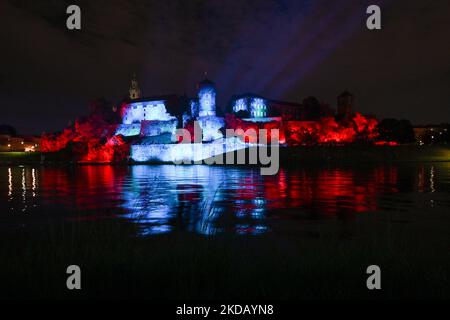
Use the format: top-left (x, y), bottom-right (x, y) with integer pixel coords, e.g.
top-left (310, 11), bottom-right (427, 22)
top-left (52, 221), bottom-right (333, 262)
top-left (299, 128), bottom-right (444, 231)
top-left (125, 94), bottom-right (189, 116)
top-left (198, 78), bottom-right (215, 86)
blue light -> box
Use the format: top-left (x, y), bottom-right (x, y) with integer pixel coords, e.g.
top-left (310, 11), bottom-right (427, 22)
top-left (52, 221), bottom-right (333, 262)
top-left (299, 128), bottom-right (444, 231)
top-left (190, 100), bottom-right (199, 117)
top-left (198, 116), bottom-right (224, 142)
top-left (115, 124), bottom-right (141, 137)
top-left (233, 98), bottom-right (247, 113)
top-left (131, 137), bottom-right (249, 163)
top-left (140, 119), bottom-right (178, 138)
top-left (198, 86), bottom-right (216, 117)
top-left (250, 98), bottom-right (267, 118)
top-left (122, 101), bottom-right (174, 125)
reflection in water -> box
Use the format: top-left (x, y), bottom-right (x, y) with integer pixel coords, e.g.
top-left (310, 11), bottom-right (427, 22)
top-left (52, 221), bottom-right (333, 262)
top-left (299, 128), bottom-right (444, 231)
top-left (430, 166), bottom-right (435, 193)
top-left (121, 166), bottom-right (230, 235)
top-left (8, 168), bottom-right (12, 198)
top-left (3, 166), bottom-right (40, 212)
top-left (32, 168), bottom-right (36, 198)
top-left (21, 168), bottom-right (26, 212)
top-left (0, 163), bottom-right (448, 235)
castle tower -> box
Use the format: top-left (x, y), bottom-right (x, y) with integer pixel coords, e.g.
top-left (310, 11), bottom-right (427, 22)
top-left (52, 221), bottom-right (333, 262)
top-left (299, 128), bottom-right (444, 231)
top-left (337, 90), bottom-right (354, 117)
top-left (129, 74), bottom-right (141, 100)
top-left (197, 78), bottom-right (216, 117)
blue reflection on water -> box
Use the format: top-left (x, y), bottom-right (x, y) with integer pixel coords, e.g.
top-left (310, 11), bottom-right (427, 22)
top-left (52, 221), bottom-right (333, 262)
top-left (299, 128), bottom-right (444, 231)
top-left (120, 165), bottom-right (259, 235)
top-left (1, 163), bottom-right (449, 236)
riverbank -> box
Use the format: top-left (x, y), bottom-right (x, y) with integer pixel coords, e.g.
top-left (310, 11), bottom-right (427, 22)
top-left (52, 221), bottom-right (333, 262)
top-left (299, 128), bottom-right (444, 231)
top-left (0, 152), bottom-right (41, 165)
top-left (1, 145), bottom-right (450, 166)
top-left (1, 209), bottom-right (448, 300)
top-left (280, 144), bottom-right (450, 163)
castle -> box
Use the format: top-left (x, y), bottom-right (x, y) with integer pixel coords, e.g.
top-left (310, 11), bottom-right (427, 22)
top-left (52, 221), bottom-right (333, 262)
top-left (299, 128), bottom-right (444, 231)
top-left (116, 75), bottom-right (355, 145)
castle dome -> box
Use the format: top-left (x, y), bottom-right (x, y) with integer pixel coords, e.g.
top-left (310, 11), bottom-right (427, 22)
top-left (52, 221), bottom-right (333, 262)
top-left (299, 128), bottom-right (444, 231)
top-left (197, 78), bottom-right (215, 88)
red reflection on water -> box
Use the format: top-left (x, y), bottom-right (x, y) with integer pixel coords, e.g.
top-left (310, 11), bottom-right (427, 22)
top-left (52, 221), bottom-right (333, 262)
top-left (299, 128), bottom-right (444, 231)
top-left (40, 166), bottom-right (123, 210)
top-left (261, 166), bottom-right (399, 216)
top-left (37, 165), bottom-right (401, 230)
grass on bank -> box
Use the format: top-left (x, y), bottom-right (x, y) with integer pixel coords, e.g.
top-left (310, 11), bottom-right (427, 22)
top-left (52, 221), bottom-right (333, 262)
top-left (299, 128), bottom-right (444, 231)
top-left (1, 211), bottom-right (449, 300)
top-left (1, 145), bottom-right (450, 165)
top-left (0, 152), bottom-right (41, 163)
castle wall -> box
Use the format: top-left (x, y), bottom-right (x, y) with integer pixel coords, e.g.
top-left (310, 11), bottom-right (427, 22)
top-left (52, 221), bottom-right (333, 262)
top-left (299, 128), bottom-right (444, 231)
top-left (197, 116), bottom-right (224, 142)
top-left (140, 119), bottom-right (178, 139)
top-left (123, 101), bottom-right (174, 125)
top-left (131, 138), bottom-right (248, 163)
top-left (115, 123), bottom-right (141, 137)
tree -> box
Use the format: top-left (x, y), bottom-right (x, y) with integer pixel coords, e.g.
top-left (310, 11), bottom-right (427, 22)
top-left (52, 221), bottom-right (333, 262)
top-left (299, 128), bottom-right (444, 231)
top-left (0, 125), bottom-right (17, 136)
top-left (442, 124), bottom-right (450, 143)
top-left (302, 96), bottom-right (321, 120)
top-left (89, 98), bottom-right (120, 124)
top-left (378, 119), bottom-right (415, 143)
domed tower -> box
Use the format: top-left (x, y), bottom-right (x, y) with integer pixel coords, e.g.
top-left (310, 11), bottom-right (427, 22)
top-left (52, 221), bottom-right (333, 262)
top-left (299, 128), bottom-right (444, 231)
top-left (129, 73), bottom-right (141, 100)
top-left (197, 78), bottom-right (216, 117)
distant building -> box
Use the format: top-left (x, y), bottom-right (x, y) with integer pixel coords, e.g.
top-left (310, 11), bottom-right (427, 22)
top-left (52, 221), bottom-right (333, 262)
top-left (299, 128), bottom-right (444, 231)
top-left (414, 125), bottom-right (448, 145)
top-left (0, 134), bottom-right (41, 152)
top-left (268, 99), bottom-right (303, 120)
top-left (230, 94), bottom-right (269, 118)
top-left (229, 94), bottom-right (335, 121)
top-left (117, 94), bottom-right (188, 138)
top-left (118, 74), bottom-right (360, 146)
top-left (337, 91), bottom-right (354, 118)
top-left (118, 77), bottom-right (223, 142)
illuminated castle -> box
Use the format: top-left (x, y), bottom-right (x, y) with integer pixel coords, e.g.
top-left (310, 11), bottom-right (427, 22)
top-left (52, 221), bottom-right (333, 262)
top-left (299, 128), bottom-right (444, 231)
top-left (116, 76), bottom-right (224, 142)
top-left (112, 75), bottom-right (372, 163)
top-left (195, 78), bottom-right (217, 117)
top-left (116, 75), bottom-right (356, 144)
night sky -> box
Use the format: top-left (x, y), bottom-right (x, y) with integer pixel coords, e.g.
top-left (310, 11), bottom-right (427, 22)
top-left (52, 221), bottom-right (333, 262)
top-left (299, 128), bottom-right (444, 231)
top-left (1, 0), bottom-right (449, 134)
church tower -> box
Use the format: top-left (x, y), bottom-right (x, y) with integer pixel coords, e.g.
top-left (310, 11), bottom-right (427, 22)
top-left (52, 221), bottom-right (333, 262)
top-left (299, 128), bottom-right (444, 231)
top-left (197, 77), bottom-right (216, 117)
top-left (129, 74), bottom-right (141, 100)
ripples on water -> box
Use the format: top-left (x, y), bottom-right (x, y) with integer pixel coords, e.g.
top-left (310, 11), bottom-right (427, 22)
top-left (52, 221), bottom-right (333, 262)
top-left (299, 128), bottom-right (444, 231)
top-left (0, 163), bottom-right (449, 235)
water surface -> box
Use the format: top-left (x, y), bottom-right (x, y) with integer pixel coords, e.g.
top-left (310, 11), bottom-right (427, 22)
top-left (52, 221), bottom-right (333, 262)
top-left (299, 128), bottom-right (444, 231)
top-left (0, 163), bottom-right (449, 236)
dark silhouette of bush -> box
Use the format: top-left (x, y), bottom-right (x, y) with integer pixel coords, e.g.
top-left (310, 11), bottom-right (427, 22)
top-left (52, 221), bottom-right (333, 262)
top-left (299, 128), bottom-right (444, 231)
top-left (0, 125), bottom-right (17, 136)
top-left (378, 118), bottom-right (415, 143)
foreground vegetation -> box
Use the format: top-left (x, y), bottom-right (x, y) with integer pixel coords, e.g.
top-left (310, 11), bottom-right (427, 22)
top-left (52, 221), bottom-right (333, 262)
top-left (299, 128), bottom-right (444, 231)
top-left (1, 209), bottom-right (449, 300)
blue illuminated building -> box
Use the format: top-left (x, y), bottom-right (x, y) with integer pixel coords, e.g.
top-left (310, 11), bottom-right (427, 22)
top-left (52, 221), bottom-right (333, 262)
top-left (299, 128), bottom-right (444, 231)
top-left (197, 79), bottom-right (217, 117)
top-left (118, 77), bottom-right (222, 141)
top-left (231, 94), bottom-right (268, 118)
top-left (118, 76), bottom-right (312, 141)
top-left (116, 75), bottom-right (327, 162)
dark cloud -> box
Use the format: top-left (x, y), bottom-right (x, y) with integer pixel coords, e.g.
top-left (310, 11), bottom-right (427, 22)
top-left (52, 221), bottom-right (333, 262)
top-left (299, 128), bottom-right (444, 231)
top-left (0, 0), bottom-right (449, 134)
